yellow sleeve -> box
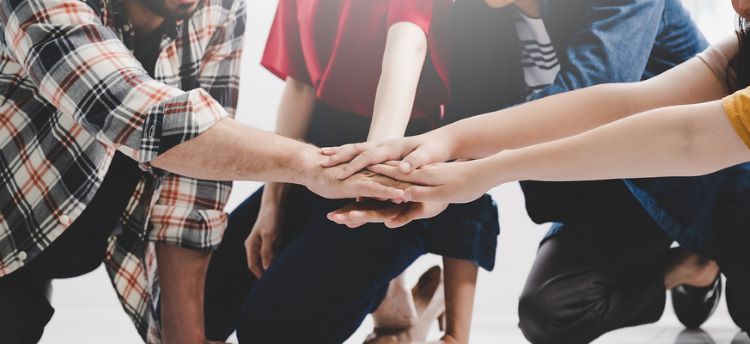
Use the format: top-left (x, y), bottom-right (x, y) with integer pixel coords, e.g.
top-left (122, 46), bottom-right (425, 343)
top-left (722, 87), bottom-right (750, 149)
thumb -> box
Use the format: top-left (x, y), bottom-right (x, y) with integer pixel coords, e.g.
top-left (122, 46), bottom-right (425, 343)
top-left (401, 149), bottom-right (433, 173)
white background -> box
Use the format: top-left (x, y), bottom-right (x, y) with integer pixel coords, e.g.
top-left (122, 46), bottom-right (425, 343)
top-left (39, 1), bottom-right (743, 343)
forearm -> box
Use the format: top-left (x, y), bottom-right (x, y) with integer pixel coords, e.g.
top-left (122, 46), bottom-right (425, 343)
top-left (442, 257), bottom-right (477, 344)
top-left (151, 118), bottom-right (317, 185)
top-left (156, 244), bottom-right (211, 344)
top-left (367, 22), bottom-right (428, 142)
top-left (442, 59), bottom-right (726, 160)
top-left (484, 101), bottom-right (750, 185)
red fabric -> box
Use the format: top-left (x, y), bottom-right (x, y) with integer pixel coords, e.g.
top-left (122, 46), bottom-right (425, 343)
top-left (262, 0), bottom-right (452, 121)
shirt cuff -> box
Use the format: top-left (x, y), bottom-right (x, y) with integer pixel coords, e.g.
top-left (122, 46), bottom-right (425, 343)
top-left (148, 205), bottom-right (228, 250)
top-left (136, 88), bottom-right (229, 164)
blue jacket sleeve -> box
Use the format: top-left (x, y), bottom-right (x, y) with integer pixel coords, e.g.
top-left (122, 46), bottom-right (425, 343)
top-left (530, 0), bottom-right (665, 100)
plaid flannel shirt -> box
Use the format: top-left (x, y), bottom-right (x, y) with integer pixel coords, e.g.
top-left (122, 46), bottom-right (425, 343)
top-left (0, 0), bottom-right (245, 341)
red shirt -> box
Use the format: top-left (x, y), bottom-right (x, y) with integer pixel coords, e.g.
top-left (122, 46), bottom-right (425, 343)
top-left (262, 0), bottom-right (452, 122)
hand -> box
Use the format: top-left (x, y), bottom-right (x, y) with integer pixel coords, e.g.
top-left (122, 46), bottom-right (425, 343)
top-left (327, 199), bottom-right (448, 228)
top-left (319, 130), bottom-right (456, 180)
top-left (304, 152), bottom-right (407, 200)
top-left (245, 201), bottom-right (282, 278)
top-left (368, 160), bottom-right (493, 204)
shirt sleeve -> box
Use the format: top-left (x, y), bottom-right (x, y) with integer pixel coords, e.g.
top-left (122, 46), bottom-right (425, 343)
top-left (529, 0), bottom-right (678, 100)
top-left (0, 0), bottom-right (227, 164)
top-left (261, 0), bottom-right (311, 84)
top-left (149, 0), bottom-right (246, 250)
top-left (722, 87), bottom-right (750, 149)
top-left (697, 36), bottom-right (740, 91)
top-left (386, 0), bottom-right (436, 34)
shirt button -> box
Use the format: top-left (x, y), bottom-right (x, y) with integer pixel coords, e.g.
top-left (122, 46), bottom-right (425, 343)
top-left (17, 251), bottom-right (27, 262)
top-left (59, 215), bottom-right (71, 226)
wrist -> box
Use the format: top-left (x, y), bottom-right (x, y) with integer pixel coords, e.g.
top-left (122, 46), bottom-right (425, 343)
top-left (482, 151), bottom-right (516, 186)
top-left (289, 144), bottom-right (320, 186)
top-left (433, 128), bottom-right (461, 160)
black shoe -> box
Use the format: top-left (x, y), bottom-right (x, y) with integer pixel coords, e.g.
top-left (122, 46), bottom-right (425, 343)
top-left (672, 274), bottom-right (722, 329)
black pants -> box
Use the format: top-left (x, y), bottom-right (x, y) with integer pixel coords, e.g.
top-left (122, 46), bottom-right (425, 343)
top-left (518, 217), bottom-right (673, 344)
top-left (0, 153), bottom-right (141, 344)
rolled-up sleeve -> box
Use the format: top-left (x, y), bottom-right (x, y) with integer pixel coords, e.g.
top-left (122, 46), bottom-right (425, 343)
top-left (723, 87), bottom-right (750, 149)
top-left (148, 0), bottom-right (246, 250)
top-left (1, 0), bottom-right (227, 164)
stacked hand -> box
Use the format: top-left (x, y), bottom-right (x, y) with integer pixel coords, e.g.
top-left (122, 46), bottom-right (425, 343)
top-left (246, 151), bottom-right (412, 277)
top-left (319, 133), bottom-right (493, 228)
top-left (246, 139), bottom-right (495, 276)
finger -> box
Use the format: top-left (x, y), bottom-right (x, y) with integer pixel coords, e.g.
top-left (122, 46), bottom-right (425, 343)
top-left (321, 143), bottom-right (369, 167)
top-left (344, 220), bottom-right (368, 229)
top-left (386, 204), bottom-right (423, 228)
top-left (367, 164), bottom-right (432, 185)
top-left (320, 146), bottom-right (340, 155)
top-left (404, 185), bottom-right (446, 203)
top-left (328, 204), bottom-right (402, 224)
top-left (355, 181), bottom-right (405, 200)
top-left (260, 234), bottom-right (275, 270)
top-left (337, 145), bottom-right (404, 179)
top-left (401, 149), bottom-right (434, 173)
top-left (246, 237), bottom-right (264, 278)
top-left (348, 207), bottom-right (402, 223)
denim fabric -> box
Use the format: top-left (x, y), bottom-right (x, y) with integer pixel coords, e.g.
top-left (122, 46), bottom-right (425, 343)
top-left (447, 0), bottom-right (709, 243)
top-left (625, 163), bottom-right (750, 265)
top-left (524, 0), bottom-right (709, 228)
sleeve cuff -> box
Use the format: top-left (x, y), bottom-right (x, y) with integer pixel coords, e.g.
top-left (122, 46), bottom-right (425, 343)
top-left (722, 91), bottom-right (750, 150)
top-left (148, 206), bottom-right (228, 250)
top-left (136, 88), bottom-right (229, 164)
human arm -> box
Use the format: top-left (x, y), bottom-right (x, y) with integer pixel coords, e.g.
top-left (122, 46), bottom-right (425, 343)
top-left (326, 19), bottom-right (453, 225)
top-left (156, 246), bottom-right (212, 344)
top-left (324, 55), bottom-right (728, 176)
top-left (0, 0), bottom-right (401, 200)
top-left (247, 76), bottom-right (316, 277)
top-left (368, 100), bottom-right (750, 204)
top-left (367, 21), bottom-right (429, 141)
top-left (441, 257), bottom-right (477, 344)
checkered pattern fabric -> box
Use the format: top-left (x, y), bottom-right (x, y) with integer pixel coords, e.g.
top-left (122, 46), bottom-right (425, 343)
top-left (0, 0), bottom-right (245, 341)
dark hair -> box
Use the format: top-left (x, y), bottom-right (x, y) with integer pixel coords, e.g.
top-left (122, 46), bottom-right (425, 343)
top-left (729, 16), bottom-right (750, 91)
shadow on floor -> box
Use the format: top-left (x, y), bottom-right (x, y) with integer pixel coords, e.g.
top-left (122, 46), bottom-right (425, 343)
top-left (673, 330), bottom-right (749, 344)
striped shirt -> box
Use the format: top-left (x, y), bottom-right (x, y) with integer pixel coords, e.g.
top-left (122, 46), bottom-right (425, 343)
top-left (0, 0), bottom-right (245, 341)
top-left (514, 12), bottom-right (560, 99)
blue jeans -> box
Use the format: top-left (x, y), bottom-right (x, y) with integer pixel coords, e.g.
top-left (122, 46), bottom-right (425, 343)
top-left (204, 186), bottom-right (428, 343)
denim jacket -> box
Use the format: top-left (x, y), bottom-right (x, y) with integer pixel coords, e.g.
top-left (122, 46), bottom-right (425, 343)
top-left (447, 0), bottom-right (708, 243)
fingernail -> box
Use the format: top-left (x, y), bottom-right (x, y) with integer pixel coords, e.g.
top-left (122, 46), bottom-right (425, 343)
top-left (400, 162), bottom-right (412, 173)
top-left (320, 157), bottom-right (331, 166)
top-left (337, 170), bottom-right (348, 179)
top-left (321, 147), bottom-right (333, 153)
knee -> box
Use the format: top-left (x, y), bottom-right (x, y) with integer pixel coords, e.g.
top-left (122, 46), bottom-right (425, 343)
top-left (518, 283), bottom-right (591, 344)
top-left (518, 287), bottom-right (562, 344)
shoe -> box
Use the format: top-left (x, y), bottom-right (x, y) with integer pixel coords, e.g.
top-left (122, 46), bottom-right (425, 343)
top-left (672, 273), bottom-right (722, 329)
top-left (364, 266), bottom-right (446, 344)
